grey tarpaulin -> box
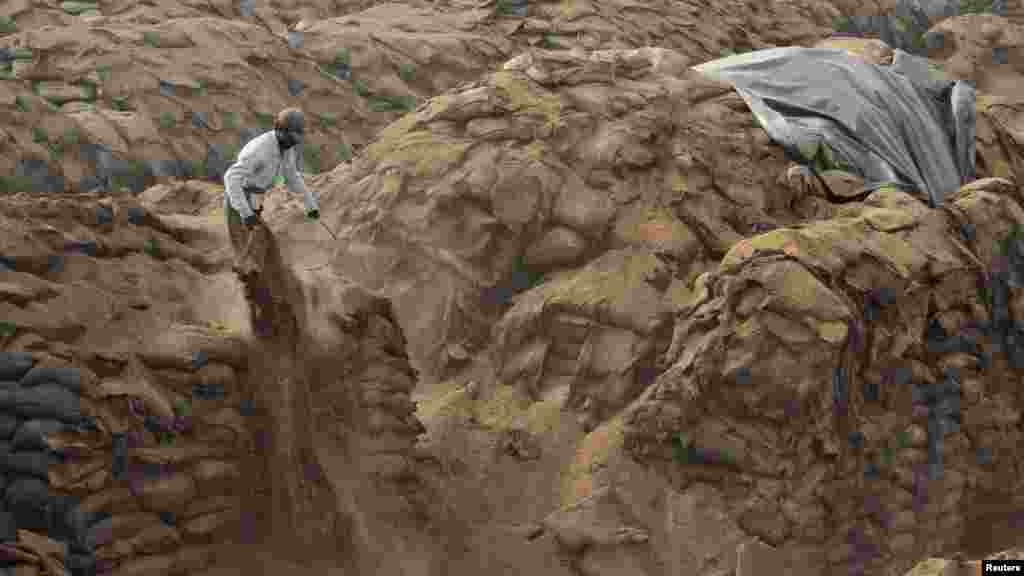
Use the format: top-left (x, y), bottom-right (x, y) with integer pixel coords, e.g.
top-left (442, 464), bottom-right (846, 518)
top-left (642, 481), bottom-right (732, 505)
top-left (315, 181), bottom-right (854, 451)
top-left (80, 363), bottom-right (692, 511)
top-left (694, 46), bottom-right (977, 207)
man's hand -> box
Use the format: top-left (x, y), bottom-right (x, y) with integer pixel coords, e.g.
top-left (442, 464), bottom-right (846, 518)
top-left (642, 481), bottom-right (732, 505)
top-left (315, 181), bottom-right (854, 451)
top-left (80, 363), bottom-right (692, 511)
top-left (306, 209), bottom-right (319, 220)
top-left (243, 213), bottom-right (261, 228)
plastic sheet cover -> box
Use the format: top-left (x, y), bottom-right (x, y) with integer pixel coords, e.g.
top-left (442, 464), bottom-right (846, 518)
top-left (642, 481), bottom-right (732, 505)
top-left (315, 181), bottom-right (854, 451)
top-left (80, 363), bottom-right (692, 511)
top-left (694, 46), bottom-right (977, 207)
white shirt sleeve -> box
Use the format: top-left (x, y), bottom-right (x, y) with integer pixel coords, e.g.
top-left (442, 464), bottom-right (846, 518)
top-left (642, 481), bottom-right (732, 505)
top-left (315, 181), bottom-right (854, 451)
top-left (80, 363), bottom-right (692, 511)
top-left (223, 150), bottom-right (256, 219)
top-left (283, 148), bottom-right (319, 213)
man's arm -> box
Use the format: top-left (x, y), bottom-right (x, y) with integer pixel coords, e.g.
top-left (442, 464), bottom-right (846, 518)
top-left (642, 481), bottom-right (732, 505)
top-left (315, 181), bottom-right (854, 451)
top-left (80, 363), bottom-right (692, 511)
top-left (283, 148), bottom-right (319, 214)
top-left (224, 153), bottom-right (256, 220)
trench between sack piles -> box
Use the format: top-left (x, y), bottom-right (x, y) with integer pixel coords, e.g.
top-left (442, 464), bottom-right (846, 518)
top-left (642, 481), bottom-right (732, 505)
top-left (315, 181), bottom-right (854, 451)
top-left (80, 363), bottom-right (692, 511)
top-left (0, 227), bottom-right (365, 576)
top-left (200, 220), bottom-right (363, 573)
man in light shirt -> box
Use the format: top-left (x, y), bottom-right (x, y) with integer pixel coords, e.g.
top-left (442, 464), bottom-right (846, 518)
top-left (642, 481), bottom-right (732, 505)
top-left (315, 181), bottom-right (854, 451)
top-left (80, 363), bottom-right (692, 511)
top-left (223, 108), bottom-right (320, 337)
top-left (223, 107), bottom-right (320, 278)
